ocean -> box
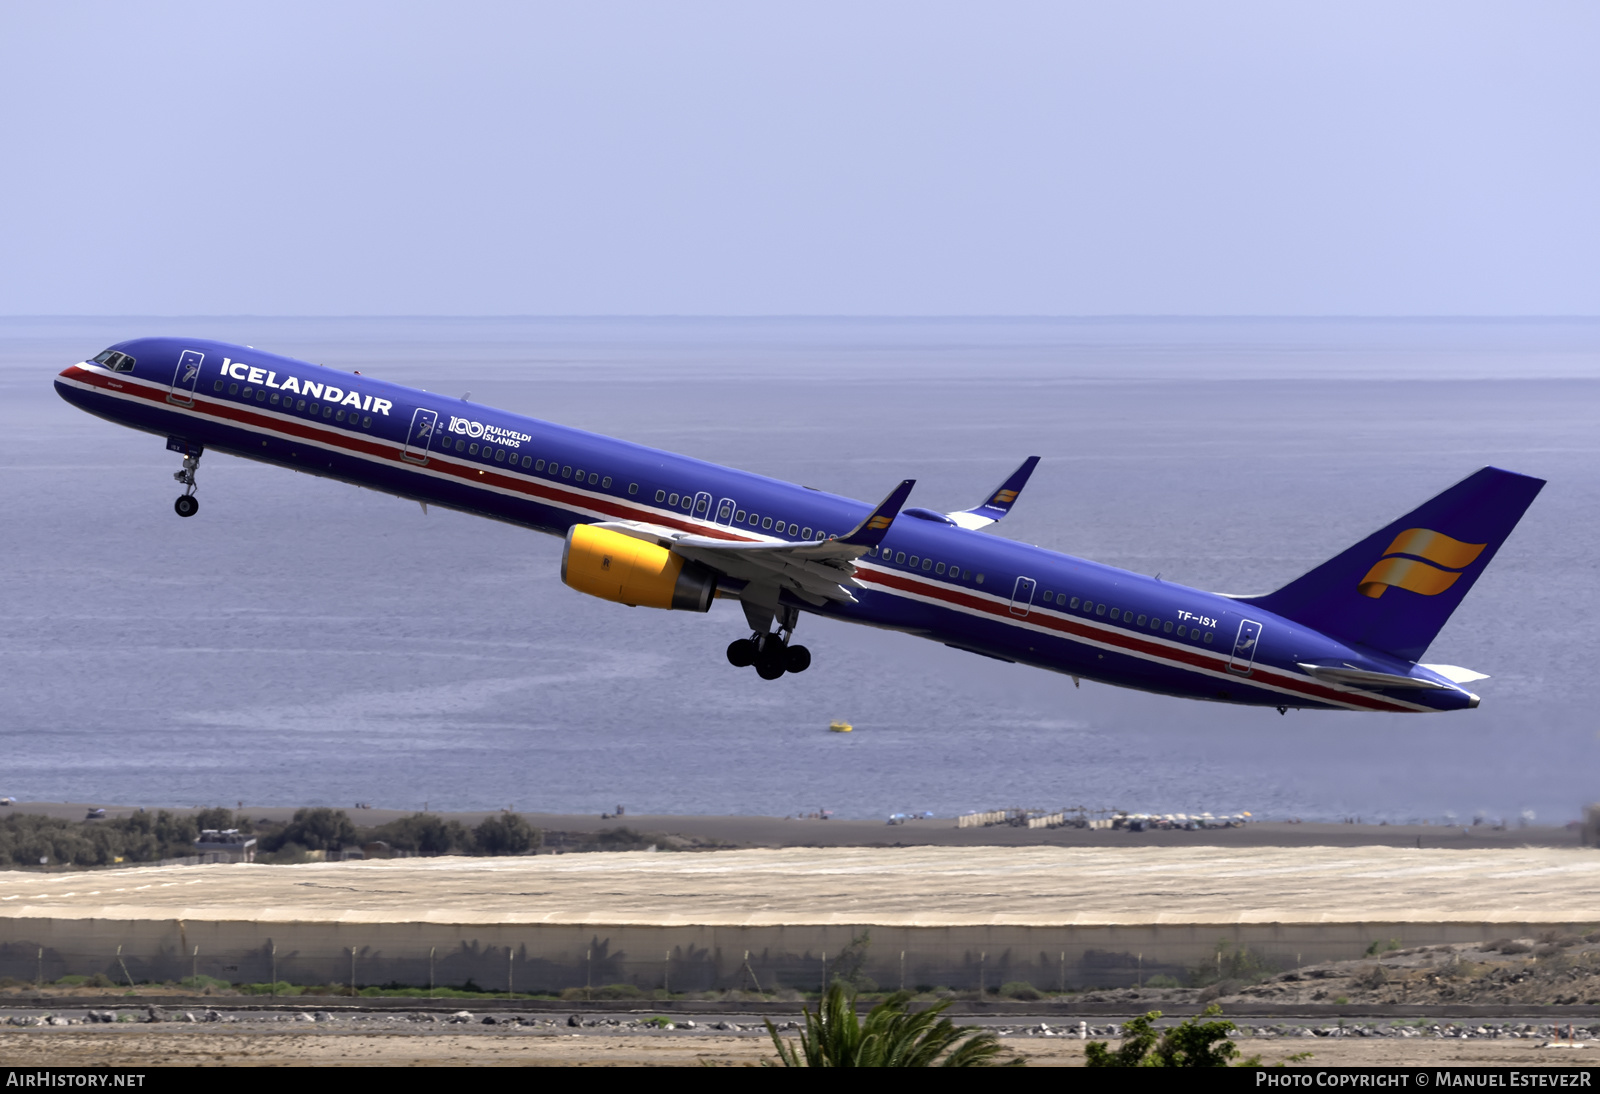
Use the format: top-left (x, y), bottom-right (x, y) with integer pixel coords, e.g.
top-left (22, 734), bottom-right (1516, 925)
top-left (4, 316), bottom-right (1597, 823)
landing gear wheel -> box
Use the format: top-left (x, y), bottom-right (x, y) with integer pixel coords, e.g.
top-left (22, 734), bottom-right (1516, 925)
top-left (756, 658), bottom-right (787, 681)
top-left (784, 644), bottom-right (811, 674)
top-left (726, 639), bottom-right (755, 668)
top-left (174, 495), bottom-right (199, 518)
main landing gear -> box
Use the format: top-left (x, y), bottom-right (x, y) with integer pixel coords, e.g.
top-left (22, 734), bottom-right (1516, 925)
top-left (727, 632), bottom-right (811, 680)
top-left (171, 445), bottom-right (201, 517)
top-left (727, 600), bottom-right (810, 680)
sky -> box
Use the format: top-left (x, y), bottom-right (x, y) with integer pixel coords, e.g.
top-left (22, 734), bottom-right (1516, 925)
top-left (2, 2), bottom-right (1597, 316)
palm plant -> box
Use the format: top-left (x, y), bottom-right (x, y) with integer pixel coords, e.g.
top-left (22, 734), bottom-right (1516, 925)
top-left (766, 983), bottom-right (1022, 1067)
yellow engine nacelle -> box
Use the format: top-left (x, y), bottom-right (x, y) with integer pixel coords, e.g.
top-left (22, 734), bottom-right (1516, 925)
top-left (561, 524), bottom-right (717, 612)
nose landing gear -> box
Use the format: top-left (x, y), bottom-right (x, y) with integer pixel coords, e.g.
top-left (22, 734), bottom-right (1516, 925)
top-left (169, 441), bottom-right (202, 517)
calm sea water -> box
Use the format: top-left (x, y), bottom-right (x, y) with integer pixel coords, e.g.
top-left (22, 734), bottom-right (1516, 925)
top-left (4, 317), bottom-right (1598, 823)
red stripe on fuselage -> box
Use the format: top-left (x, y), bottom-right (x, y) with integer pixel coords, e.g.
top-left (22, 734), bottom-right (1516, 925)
top-left (63, 365), bottom-right (1414, 711)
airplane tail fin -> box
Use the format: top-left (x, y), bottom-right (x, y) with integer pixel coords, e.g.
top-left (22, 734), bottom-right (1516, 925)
top-left (1238, 467), bottom-right (1544, 662)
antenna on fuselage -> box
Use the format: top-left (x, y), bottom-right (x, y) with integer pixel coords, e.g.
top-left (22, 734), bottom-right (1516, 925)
top-left (462, 391), bottom-right (471, 402)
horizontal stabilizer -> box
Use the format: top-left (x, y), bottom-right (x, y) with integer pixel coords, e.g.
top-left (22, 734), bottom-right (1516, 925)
top-left (1242, 467), bottom-right (1544, 662)
top-left (949, 457), bottom-right (1039, 530)
top-left (1297, 662), bottom-right (1446, 690)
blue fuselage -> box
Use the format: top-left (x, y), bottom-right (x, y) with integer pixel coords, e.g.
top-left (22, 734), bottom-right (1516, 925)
top-left (56, 337), bottom-right (1480, 713)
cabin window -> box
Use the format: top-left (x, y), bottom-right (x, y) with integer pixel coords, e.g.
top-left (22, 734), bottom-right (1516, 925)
top-left (562, 466), bottom-right (572, 479)
top-left (921, 558), bottom-right (932, 571)
top-left (335, 408), bottom-right (345, 421)
top-left (1149, 618), bottom-right (1161, 630)
top-left (695, 496), bottom-right (708, 512)
top-left (1137, 614), bottom-right (1147, 626)
top-left (575, 468), bottom-right (585, 480)
top-left (537, 460), bottom-right (547, 471)
top-left (975, 574), bottom-right (984, 584)
top-left (1057, 593), bottom-right (1068, 605)
top-left (602, 476), bottom-right (612, 488)
top-left (1042, 589), bottom-right (1053, 601)
top-left (802, 527), bottom-right (812, 539)
top-left (1070, 597), bottom-right (1080, 608)
top-left (295, 399), bottom-right (306, 411)
top-left (454, 439), bottom-right (465, 452)
top-left (787, 523), bottom-right (798, 535)
top-left (241, 386), bottom-right (251, 397)
top-left (735, 510), bottom-right (746, 522)
top-left (1163, 620), bottom-right (1174, 633)
top-left (214, 380), bottom-right (224, 391)
top-left (908, 555), bottom-right (919, 567)
top-left (762, 517), bottom-right (773, 529)
top-left (322, 406), bottom-right (333, 418)
top-left (1109, 608), bottom-right (1119, 620)
top-left (1176, 625), bottom-right (1186, 637)
top-left (522, 456), bottom-right (532, 468)
top-left (269, 392), bottom-right (280, 404)
top-left (589, 472), bottom-right (599, 485)
top-left (363, 416), bottom-right (372, 428)
top-left (935, 562), bottom-right (946, 574)
top-left (895, 551), bottom-right (906, 564)
top-left (681, 496), bottom-right (693, 510)
top-left (1204, 632), bottom-right (1214, 643)
top-left (468, 443), bottom-right (479, 456)
top-left (628, 483), bottom-right (638, 495)
top-left (257, 390), bottom-right (267, 403)
top-left (1081, 601), bottom-right (1093, 613)
top-left (658, 490), bottom-right (668, 502)
top-left (1095, 604), bottom-right (1106, 616)
top-left (494, 449), bottom-right (506, 462)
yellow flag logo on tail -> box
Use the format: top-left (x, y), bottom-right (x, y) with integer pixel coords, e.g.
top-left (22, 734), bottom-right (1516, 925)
top-left (866, 515), bottom-right (892, 530)
top-left (992, 489), bottom-right (1019, 505)
top-left (1358, 528), bottom-right (1486, 598)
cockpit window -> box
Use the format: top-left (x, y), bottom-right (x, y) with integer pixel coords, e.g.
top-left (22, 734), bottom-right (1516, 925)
top-left (92, 350), bottom-right (135, 372)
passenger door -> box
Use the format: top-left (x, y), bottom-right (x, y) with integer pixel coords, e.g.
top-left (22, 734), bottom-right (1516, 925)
top-left (1009, 576), bottom-right (1037, 617)
top-left (1228, 619), bottom-right (1263, 674)
top-left (403, 408), bottom-right (440, 464)
top-left (712, 497), bottom-right (738, 527)
top-left (167, 350), bottom-right (204, 407)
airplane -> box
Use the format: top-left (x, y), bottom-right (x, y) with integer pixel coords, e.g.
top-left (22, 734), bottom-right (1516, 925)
top-left (56, 338), bottom-right (1544, 713)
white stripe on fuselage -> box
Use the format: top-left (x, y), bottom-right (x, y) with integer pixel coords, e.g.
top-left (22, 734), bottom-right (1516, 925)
top-left (64, 365), bottom-right (1422, 711)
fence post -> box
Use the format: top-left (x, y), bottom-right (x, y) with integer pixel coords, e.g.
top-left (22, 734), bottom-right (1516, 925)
top-left (116, 945), bottom-right (134, 990)
top-left (192, 946), bottom-right (198, 985)
top-left (900, 950), bottom-right (905, 992)
top-left (820, 951), bottom-right (826, 996)
top-left (508, 947), bottom-right (514, 1000)
top-left (586, 948), bottom-right (592, 1000)
top-left (663, 950), bottom-right (670, 995)
top-left (36, 948), bottom-right (42, 990)
top-left (270, 944), bottom-right (277, 997)
top-left (429, 946), bottom-right (436, 997)
top-left (978, 952), bottom-right (985, 997)
top-left (349, 947), bottom-right (356, 996)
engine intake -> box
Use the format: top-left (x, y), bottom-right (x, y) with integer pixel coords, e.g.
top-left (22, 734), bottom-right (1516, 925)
top-left (561, 524), bottom-right (716, 612)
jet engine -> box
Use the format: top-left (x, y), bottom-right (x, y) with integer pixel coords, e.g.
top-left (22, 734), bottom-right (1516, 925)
top-left (560, 524), bottom-right (716, 612)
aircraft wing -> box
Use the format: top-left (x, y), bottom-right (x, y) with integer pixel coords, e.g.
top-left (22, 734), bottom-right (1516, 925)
top-left (948, 456), bottom-right (1040, 530)
top-left (591, 479), bottom-right (915, 606)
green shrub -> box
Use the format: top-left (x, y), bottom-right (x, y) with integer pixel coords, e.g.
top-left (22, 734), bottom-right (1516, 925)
top-left (473, 814), bottom-right (541, 855)
top-left (1000, 981), bottom-right (1044, 1001)
top-left (261, 808), bottom-right (356, 853)
top-left (1085, 1006), bottom-right (1243, 1067)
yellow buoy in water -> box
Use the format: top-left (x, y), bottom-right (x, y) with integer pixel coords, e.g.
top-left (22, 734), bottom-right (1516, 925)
top-left (828, 721), bottom-right (853, 733)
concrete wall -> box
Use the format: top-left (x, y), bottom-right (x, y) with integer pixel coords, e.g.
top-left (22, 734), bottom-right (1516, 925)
top-left (0, 918), bottom-right (1583, 992)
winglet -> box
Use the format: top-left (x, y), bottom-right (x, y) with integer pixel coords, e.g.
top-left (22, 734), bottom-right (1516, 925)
top-left (838, 479), bottom-right (916, 548)
top-left (949, 456), bottom-right (1040, 530)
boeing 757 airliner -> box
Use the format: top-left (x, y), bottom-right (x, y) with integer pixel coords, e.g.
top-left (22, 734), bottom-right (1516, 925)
top-left (57, 339), bottom-right (1544, 713)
